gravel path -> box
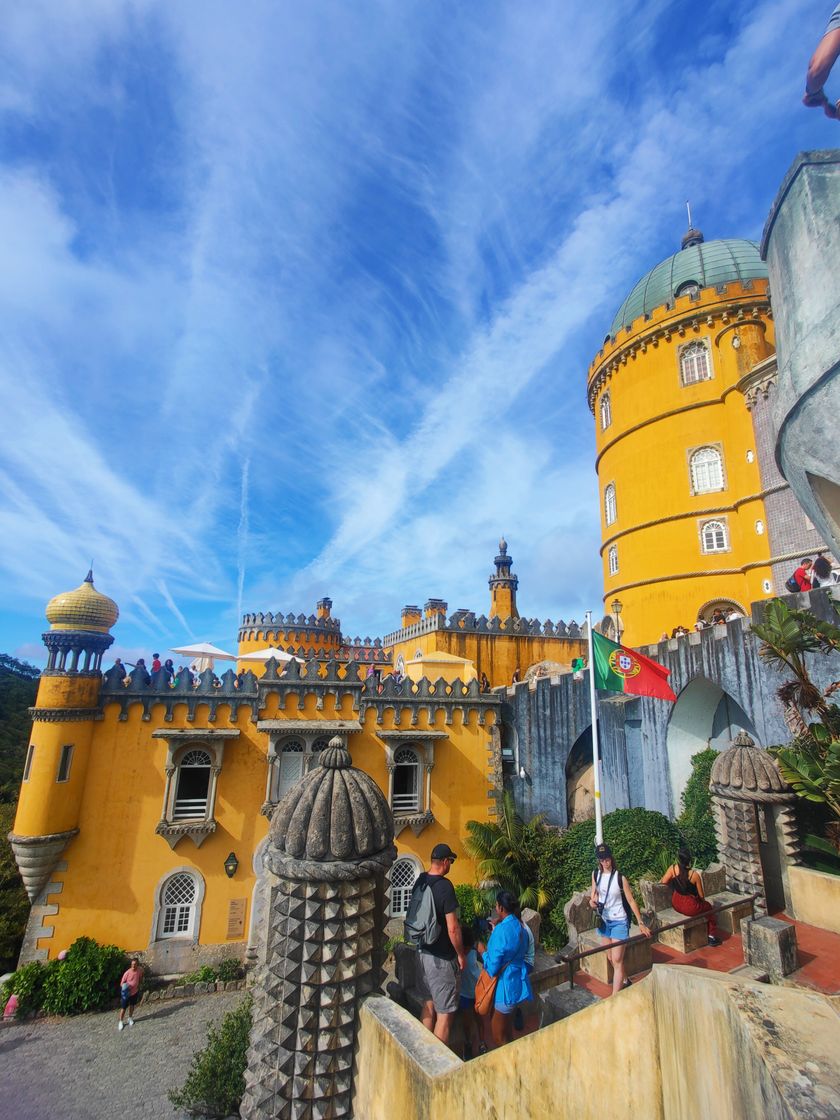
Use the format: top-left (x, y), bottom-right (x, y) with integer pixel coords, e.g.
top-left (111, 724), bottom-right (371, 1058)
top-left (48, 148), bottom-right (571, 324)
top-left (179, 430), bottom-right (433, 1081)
top-left (0, 990), bottom-right (246, 1120)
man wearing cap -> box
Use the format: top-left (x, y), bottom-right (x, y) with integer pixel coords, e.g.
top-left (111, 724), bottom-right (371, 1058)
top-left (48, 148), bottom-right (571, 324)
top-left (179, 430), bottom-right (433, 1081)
top-left (415, 843), bottom-right (467, 1047)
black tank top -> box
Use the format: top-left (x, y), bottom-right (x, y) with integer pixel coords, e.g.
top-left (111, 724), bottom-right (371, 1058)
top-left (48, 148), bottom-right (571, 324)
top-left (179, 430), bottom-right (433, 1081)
top-left (671, 867), bottom-right (699, 897)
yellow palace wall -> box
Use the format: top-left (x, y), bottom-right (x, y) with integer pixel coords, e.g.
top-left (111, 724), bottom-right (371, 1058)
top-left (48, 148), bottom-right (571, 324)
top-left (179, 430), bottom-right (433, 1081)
top-left (589, 280), bottom-right (775, 645)
top-left (15, 680), bottom-right (496, 965)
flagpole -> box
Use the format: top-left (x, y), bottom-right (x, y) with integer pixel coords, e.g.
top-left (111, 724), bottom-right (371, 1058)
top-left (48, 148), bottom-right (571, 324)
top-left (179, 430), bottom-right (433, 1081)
top-left (585, 610), bottom-right (604, 845)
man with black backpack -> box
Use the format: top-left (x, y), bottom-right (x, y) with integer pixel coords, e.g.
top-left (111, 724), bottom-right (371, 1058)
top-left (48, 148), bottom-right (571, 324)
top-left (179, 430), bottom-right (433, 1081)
top-left (404, 843), bottom-right (467, 1046)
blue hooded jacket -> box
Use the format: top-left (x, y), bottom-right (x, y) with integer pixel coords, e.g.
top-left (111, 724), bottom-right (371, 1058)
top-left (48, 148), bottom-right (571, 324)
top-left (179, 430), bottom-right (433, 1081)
top-left (483, 915), bottom-right (532, 1008)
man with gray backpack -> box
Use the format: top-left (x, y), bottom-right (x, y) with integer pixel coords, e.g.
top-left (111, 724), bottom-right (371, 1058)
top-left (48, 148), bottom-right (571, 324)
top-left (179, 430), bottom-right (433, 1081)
top-left (404, 843), bottom-right (467, 1047)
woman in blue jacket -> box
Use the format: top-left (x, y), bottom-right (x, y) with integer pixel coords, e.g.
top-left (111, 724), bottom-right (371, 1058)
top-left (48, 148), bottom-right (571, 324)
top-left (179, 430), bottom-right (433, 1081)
top-left (482, 890), bottom-right (533, 1048)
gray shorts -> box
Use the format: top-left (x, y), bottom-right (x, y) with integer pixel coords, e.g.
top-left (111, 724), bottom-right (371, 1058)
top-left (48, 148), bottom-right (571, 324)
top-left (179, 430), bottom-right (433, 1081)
top-left (828, 4), bottom-right (840, 34)
top-left (416, 952), bottom-right (460, 1014)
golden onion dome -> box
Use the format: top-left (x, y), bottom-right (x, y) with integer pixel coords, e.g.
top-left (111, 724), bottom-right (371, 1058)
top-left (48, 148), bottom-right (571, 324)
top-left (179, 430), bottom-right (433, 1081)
top-left (45, 570), bottom-right (119, 634)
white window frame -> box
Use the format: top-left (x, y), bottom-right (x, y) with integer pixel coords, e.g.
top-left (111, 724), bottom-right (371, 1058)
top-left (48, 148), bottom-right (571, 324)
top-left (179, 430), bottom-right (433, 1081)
top-left (680, 341), bottom-right (712, 386)
top-left (389, 856), bottom-right (423, 918)
top-left (151, 868), bottom-right (206, 943)
top-left (172, 749), bottom-right (212, 819)
top-left (689, 445), bottom-right (725, 495)
top-left (604, 483), bottom-right (617, 526)
top-left (392, 748), bottom-right (421, 814)
top-left (701, 519), bottom-right (729, 554)
top-left (608, 545), bottom-right (619, 576)
top-left (56, 744), bottom-right (74, 783)
top-left (599, 392), bottom-right (612, 431)
top-left (381, 733), bottom-right (441, 837)
top-left (153, 731), bottom-right (238, 849)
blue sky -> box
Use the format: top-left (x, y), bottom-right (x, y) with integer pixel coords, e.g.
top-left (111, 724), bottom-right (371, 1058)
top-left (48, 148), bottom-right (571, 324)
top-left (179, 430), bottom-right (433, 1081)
top-left (0, 0), bottom-right (834, 666)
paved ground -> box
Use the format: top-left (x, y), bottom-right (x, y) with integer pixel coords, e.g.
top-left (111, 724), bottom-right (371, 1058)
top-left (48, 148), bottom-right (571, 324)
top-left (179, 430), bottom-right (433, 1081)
top-left (0, 990), bottom-right (245, 1120)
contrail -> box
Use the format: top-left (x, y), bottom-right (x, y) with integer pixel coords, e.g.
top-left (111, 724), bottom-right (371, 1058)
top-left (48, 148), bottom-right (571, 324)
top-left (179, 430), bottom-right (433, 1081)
top-left (236, 457), bottom-right (250, 629)
top-left (156, 578), bottom-right (194, 638)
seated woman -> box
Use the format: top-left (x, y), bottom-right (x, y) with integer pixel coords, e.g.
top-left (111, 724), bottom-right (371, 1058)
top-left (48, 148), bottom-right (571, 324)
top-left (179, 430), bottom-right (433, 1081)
top-left (660, 848), bottom-right (722, 946)
top-left (482, 890), bottom-right (532, 1049)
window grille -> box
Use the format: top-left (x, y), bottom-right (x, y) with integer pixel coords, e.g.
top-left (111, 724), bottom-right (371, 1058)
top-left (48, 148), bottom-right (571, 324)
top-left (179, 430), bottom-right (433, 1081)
top-left (160, 873), bottom-right (196, 937)
top-left (680, 342), bottom-right (711, 385)
top-left (604, 483), bottom-right (617, 526)
top-left (701, 519), bottom-right (728, 553)
top-left (690, 446), bottom-right (724, 493)
top-left (390, 859), bottom-right (419, 917)
top-left (392, 748), bottom-right (420, 813)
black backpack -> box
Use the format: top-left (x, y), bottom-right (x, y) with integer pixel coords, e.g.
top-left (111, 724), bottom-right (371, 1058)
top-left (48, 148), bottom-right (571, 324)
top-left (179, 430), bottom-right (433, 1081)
top-left (784, 574), bottom-right (800, 593)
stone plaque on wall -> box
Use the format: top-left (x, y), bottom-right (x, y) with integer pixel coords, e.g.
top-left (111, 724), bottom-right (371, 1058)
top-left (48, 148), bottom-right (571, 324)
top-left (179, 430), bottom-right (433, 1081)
top-left (227, 898), bottom-right (247, 939)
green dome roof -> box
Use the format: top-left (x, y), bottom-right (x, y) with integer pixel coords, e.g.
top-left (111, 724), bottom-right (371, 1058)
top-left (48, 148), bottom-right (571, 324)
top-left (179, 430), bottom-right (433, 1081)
top-left (609, 237), bottom-right (767, 338)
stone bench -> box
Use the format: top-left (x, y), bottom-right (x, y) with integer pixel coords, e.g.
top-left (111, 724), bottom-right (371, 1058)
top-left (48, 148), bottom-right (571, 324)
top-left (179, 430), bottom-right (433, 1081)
top-left (576, 925), bottom-right (653, 984)
top-left (638, 866), bottom-right (754, 945)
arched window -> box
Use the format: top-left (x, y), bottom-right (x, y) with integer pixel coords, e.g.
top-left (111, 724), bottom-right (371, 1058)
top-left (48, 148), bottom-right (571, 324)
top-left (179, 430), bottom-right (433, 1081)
top-left (690, 446), bottom-right (724, 494)
top-left (173, 750), bottom-right (211, 820)
top-left (276, 739), bottom-right (305, 801)
top-left (392, 748), bottom-right (420, 813)
top-left (701, 519), bottom-right (728, 553)
top-left (158, 872), bottom-right (197, 938)
top-left (680, 342), bottom-right (711, 385)
top-left (608, 545), bottom-right (619, 576)
top-left (604, 483), bottom-right (617, 526)
top-left (390, 858), bottom-right (420, 917)
top-left (599, 392), bottom-right (612, 431)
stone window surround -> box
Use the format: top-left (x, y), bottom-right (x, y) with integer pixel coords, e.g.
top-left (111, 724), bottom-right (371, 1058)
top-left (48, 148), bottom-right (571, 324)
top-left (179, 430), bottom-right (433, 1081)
top-left (387, 853), bottom-right (423, 917)
top-left (56, 743), bottom-right (74, 783)
top-left (599, 391), bottom-right (611, 431)
top-left (608, 544), bottom-right (619, 576)
top-left (699, 516), bottom-right (730, 554)
top-left (149, 865), bottom-right (206, 945)
top-left (678, 338), bottom-right (714, 387)
top-left (688, 442), bottom-right (727, 496)
top-left (379, 730), bottom-right (448, 837)
top-left (604, 481), bottom-right (617, 526)
top-left (258, 720), bottom-right (362, 816)
top-left (152, 729), bottom-right (240, 849)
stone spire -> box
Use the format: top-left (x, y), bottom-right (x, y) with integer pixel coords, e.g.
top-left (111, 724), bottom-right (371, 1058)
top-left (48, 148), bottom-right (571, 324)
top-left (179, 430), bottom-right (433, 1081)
top-left (241, 737), bottom-right (395, 1120)
top-left (488, 536), bottom-right (519, 620)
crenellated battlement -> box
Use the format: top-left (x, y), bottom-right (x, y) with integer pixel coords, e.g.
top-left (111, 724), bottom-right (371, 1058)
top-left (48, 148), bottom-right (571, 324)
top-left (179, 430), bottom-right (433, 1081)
top-left (383, 611), bottom-right (583, 646)
top-left (100, 655), bottom-right (499, 726)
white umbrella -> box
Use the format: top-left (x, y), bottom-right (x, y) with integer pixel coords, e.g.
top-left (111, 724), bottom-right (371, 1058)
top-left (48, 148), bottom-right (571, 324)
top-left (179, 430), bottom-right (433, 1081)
top-left (170, 642), bottom-right (237, 672)
top-left (237, 646), bottom-right (304, 664)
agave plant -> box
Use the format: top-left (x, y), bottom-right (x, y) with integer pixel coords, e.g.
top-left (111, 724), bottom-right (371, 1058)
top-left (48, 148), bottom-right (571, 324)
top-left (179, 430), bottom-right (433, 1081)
top-left (464, 790), bottom-right (550, 911)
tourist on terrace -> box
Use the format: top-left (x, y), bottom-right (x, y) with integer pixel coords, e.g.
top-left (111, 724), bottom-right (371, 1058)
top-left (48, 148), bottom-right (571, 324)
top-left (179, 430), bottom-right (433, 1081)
top-left (163, 658), bottom-right (175, 683)
top-left (793, 558), bottom-right (813, 591)
top-left (479, 672), bottom-right (490, 693)
top-left (415, 844), bottom-right (466, 1048)
top-left (660, 848), bottom-right (722, 946)
top-left (511, 668), bottom-right (521, 684)
top-left (589, 843), bottom-right (651, 995)
top-left (111, 658), bottom-right (127, 681)
top-left (804, 4), bottom-right (840, 118)
top-left (458, 925), bottom-right (486, 1059)
top-left (812, 554), bottom-right (836, 587)
top-left (482, 890), bottom-right (533, 1049)
top-left (711, 609), bottom-right (726, 625)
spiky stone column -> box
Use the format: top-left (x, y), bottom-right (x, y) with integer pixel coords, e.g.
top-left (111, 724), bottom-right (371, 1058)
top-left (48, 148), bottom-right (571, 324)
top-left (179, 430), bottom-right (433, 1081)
top-left (241, 738), bottom-right (395, 1120)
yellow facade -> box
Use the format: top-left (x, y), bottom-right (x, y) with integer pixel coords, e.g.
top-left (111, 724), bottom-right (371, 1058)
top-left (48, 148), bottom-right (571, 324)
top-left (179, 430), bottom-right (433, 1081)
top-left (588, 238), bottom-right (777, 645)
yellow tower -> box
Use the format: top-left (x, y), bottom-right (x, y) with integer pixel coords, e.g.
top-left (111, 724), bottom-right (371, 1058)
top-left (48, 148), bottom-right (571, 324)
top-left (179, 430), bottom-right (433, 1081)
top-left (10, 571), bottom-right (118, 913)
top-left (488, 537), bottom-right (519, 620)
top-left (587, 230), bottom-right (776, 645)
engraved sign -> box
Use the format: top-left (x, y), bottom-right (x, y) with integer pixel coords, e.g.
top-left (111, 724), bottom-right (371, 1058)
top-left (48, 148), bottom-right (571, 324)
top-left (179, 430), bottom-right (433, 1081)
top-left (227, 898), bottom-right (247, 939)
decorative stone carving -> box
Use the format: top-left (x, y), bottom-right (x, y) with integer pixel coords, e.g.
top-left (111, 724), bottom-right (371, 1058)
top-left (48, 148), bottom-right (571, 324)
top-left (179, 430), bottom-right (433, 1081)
top-left (241, 737), bottom-right (395, 1120)
top-left (8, 829), bottom-right (79, 902)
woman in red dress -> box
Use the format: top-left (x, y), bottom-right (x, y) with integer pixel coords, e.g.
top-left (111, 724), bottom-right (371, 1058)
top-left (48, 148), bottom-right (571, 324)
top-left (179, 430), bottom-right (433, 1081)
top-left (661, 848), bottom-right (722, 946)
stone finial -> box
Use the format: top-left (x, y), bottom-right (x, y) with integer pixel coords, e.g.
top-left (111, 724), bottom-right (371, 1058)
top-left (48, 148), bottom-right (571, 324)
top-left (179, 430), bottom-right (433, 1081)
top-left (269, 738), bottom-right (394, 862)
top-left (710, 737), bottom-right (794, 803)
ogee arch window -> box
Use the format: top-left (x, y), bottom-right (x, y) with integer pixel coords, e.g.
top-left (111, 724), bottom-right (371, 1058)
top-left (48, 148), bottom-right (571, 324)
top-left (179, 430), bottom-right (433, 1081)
top-left (392, 748), bottom-right (420, 813)
top-left (599, 392), bottom-right (612, 431)
top-left (159, 872), bottom-right (198, 938)
top-left (604, 483), bottom-right (617, 526)
top-left (608, 545), bottom-right (619, 576)
top-left (390, 857), bottom-right (421, 917)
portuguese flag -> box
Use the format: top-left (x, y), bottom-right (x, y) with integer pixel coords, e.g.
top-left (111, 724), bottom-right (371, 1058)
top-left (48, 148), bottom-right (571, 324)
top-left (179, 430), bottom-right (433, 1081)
top-left (591, 631), bottom-right (676, 702)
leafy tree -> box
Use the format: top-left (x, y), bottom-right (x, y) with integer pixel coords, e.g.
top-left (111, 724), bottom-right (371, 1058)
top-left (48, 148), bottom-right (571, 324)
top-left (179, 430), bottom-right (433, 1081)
top-left (0, 654), bottom-right (39, 803)
top-left (464, 790), bottom-right (549, 911)
top-left (0, 802), bottom-right (29, 972)
top-left (40, 936), bottom-right (126, 1015)
top-left (753, 599), bottom-right (840, 847)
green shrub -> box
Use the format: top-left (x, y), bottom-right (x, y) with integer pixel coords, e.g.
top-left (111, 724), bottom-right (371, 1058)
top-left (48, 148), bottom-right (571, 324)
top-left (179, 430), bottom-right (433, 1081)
top-left (676, 748), bottom-right (718, 867)
top-left (1, 959), bottom-right (53, 1016)
top-left (539, 808), bottom-right (682, 947)
top-left (181, 964), bottom-right (219, 985)
top-left (169, 995), bottom-right (253, 1118)
top-left (41, 937), bottom-right (126, 1015)
top-left (454, 883), bottom-right (486, 926)
top-left (216, 958), bottom-right (241, 983)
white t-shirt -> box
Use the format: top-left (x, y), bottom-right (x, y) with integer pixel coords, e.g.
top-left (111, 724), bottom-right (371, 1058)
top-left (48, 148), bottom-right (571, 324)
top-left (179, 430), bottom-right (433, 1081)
top-left (595, 869), bottom-right (625, 921)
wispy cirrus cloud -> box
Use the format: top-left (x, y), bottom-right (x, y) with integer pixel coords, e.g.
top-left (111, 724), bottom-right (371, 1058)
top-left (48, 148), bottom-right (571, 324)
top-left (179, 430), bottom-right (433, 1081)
top-left (0, 0), bottom-right (829, 663)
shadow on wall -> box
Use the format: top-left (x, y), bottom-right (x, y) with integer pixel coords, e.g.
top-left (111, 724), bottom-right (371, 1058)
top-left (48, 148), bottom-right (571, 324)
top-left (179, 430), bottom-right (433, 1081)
top-left (666, 677), bottom-right (758, 812)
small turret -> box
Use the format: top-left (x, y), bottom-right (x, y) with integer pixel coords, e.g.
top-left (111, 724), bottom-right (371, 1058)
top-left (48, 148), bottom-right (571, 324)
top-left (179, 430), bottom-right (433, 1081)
top-left (488, 537), bottom-right (519, 619)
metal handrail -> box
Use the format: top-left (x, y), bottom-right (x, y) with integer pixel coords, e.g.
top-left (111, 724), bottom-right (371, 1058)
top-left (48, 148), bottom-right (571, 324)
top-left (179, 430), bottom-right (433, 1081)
top-left (554, 892), bottom-right (760, 990)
